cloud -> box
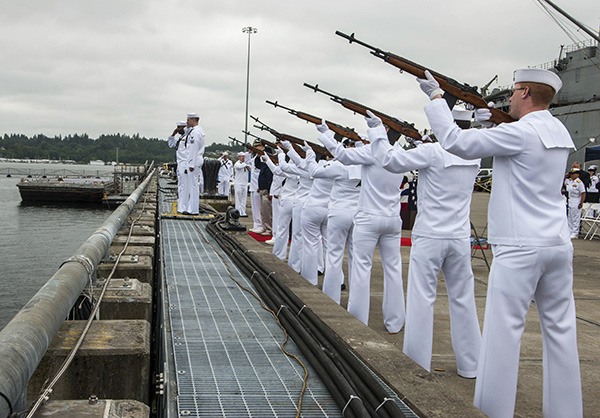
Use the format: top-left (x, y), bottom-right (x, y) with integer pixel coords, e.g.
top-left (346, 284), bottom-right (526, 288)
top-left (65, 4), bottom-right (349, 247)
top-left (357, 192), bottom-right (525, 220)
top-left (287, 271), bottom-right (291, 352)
top-left (0, 0), bottom-right (597, 145)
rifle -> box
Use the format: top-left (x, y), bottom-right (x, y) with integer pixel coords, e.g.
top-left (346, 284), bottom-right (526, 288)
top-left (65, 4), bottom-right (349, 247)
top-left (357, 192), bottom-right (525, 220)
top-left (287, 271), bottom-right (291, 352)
top-left (303, 83), bottom-right (421, 143)
top-left (242, 130), bottom-right (281, 151)
top-left (250, 115), bottom-right (333, 159)
top-left (265, 100), bottom-right (367, 144)
top-left (228, 136), bottom-right (277, 164)
top-left (335, 31), bottom-right (515, 125)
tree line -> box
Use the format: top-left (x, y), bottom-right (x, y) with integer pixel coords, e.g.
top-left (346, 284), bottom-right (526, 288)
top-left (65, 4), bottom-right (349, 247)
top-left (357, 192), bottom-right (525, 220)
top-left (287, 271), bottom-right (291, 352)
top-left (0, 133), bottom-right (244, 164)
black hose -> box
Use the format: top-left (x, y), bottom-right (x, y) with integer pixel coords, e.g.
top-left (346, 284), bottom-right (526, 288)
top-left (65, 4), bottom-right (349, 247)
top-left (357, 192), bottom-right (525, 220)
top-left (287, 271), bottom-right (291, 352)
top-left (205, 218), bottom-right (408, 418)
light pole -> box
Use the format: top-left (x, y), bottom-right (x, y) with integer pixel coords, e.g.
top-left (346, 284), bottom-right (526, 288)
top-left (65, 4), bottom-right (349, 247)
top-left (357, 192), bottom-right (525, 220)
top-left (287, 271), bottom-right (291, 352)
top-left (242, 26), bottom-right (258, 144)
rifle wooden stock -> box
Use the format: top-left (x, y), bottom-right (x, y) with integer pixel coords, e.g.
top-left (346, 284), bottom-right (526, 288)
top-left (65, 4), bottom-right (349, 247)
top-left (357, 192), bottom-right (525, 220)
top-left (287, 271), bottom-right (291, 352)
top-left (266, 100), bottom-right (366, 143)
top-left (230, 136), bottom-right (277, 163)
top-left (303, 83), bottom-right (422, 141)
top-left (335, 31), bottom-right (515, 125)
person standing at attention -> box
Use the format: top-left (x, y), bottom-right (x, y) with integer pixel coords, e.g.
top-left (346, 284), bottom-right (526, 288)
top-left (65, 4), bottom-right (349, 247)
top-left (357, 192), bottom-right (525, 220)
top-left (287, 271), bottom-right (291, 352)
top-left (419, 68), bottom-right (582, 418)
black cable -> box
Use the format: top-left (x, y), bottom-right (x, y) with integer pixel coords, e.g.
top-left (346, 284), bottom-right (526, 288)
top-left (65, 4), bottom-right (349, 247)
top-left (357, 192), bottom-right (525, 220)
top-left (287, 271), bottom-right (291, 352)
top-left (205, 218), bottom-right (407, 417)
top-left (0, 390), bottom-right (13, 416)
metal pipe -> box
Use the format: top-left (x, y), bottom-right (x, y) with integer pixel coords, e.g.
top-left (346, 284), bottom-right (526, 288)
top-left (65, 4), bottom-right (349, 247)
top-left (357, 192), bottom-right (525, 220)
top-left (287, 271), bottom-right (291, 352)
top-left (0, 167), bottom-right (156, 418)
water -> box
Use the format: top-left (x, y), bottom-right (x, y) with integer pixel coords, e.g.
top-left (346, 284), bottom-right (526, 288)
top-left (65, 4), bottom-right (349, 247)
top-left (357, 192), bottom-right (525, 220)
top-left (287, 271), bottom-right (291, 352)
top-left (0, 163), bottom-right (115, 330)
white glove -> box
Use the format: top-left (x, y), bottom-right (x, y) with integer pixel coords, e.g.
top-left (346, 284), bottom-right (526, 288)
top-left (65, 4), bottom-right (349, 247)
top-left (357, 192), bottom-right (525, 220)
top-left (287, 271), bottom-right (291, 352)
top-left (301, 141), bottom-right (312, 153)
top-left (417, 70), bottom-right (444, 100)
top-left (260, 154), bottom-right (268, 162)
top-left (305, 146), bottom-right (316, 160)
top-left (316, 119), bottom-right (329, 133)
top-left (474, 102), bottom-right (495, 128)
top-left (280, 140), bottom-right (292, 150)
top-left (275, 146), bottom-right (284, 155)
top-left (365, 110), bottom-right (382, 128)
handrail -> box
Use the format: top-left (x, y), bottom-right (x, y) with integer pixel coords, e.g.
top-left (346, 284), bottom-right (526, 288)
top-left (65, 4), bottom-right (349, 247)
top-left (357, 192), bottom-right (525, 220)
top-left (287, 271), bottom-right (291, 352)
top-left (0, 164), bottom-right (156, 418)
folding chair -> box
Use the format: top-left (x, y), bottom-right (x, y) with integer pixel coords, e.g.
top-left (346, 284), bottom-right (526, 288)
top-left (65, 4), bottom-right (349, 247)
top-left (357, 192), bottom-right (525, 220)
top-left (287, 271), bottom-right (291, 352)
top-left (581, 203), bottom-right (600, 240)
top-left (471, 222), bottom-right (490, 270)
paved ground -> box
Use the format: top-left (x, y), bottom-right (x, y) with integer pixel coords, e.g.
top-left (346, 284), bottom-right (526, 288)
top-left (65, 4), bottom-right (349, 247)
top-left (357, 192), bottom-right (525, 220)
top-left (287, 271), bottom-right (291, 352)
top-left (232, 191), bottom-right (599, 417)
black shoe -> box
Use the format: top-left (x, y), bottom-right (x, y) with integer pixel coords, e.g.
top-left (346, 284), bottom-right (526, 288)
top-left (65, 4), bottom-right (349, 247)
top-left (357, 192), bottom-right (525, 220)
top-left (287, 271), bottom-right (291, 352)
top-left (318, 270), bottom-right (324, 276)
top-left (341, 283), bottom-right (346, 291)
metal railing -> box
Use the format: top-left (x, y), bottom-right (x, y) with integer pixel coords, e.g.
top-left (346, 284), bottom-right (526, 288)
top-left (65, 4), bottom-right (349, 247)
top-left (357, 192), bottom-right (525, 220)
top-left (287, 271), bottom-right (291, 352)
top-left (0, 165), bottom-right (155, 418)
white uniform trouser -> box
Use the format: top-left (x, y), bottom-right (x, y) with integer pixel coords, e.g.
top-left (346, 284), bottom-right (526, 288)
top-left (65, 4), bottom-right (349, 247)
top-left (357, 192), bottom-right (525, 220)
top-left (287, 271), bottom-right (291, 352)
top-left (177, 165), bottom-right (189, 213)
top-left (271, 197), bottom-right (280, 239)
top-left (403, 236), bottom-right (481, 377)
top-left (474, 243), bottom-right (582, 418)
top-left (347, 211), bottom-right (405, 333)
top-left (300, 204), bottom-right (328, 285)
top-left (218, 179), bottom-right (230, 197)
top-left (288, 198), bottom-right (306, 273)
top-left (187, 167), bottom-right (200, 214)
top-left (322, 208), bottom-right (356, 304)
top-left (273, 199), bottom-right (293, 260)
top-left (567, 204), bottom-right (581, 236)
top-left (234, 184), bottom-right (247, 216)
top-left (250, 190), bottom-right (262, 230)
top-left (198, 170), bottom-right (204, 194)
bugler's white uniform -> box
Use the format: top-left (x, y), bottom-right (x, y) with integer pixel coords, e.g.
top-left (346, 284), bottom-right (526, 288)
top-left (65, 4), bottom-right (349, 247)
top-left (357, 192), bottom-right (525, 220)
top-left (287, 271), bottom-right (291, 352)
top-left (265, 152), bottom-right (300, 259)
top-left (180, 125), bottom-right (205, 214)
top-left (565, 177), bottom-right (585, 238)
top-left (167, 128), bottom-right (190, 213)
top-left (319, 127), bottom-right (405, 333)
top-left (425, 98), bottom-right (582, 418)
top-left (233, 156), bottom-right (250, 216)
top-left (217, 157), bottom-right (233, 196)
top-left (371, 138), bottom-right (481, 377)
top-left (308, 134), bottom-right (361, 304)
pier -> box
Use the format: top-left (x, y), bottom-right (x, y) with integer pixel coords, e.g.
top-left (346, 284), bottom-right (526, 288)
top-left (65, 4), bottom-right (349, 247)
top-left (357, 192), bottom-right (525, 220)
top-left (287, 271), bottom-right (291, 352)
top-left (0, 174), bottom-right (598, 417)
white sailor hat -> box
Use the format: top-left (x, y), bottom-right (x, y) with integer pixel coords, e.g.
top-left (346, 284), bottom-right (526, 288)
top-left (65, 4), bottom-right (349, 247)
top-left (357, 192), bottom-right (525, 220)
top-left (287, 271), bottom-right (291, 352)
top-left (514, 68), bottom-right (563, 93)
top-left (186, 112), bottom-right (199, 119)
top-left (588, 165), bottom-right (598, 171)
top-left (451, 107), bottom-right (473, 121)
top-left (237, 151), bottom-right (246, 156)
top-left (176, 121), bottom-right (186, 127)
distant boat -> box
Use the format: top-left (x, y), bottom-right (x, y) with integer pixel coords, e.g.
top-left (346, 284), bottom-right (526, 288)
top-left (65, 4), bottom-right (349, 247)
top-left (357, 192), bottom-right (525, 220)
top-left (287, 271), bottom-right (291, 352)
top-left (17, 176), bottom-right (117, 204)
top-left (89, 160), bottom-right (105, 166)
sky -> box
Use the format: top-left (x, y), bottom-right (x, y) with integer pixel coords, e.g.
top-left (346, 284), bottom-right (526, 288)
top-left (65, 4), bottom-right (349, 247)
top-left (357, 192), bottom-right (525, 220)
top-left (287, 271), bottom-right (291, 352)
top-left (0, 0), bottom-right (598, 146)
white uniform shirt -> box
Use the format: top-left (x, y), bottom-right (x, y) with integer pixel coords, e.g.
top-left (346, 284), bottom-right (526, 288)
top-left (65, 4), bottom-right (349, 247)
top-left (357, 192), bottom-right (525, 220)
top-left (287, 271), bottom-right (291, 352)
top-left (279, 158), bottom-right (312, 201)
top-left (319, 129), bottom-right (404, 217)
top-left (233, 159), bottom-right (250, 185)
top-left (588, 174), bottom-right (599, 193)
top-left (249, 153), bottom-right (260, 193)
top-left (184, 125), bottom-right (205, 168)
top-left (305, 158), bottom-right (361, 211)
top-left (371, 139), bottom-right (479, 239)
top-left (565, 178), bottom-right (586, 207)
top-left (167, 130), bottom-right (189, 167)
top-left (265, 153), bottom-right (300, 200)
top-left (425, 98), bottom-right (574, 247)
top-left (218, 158), bottom-right (233, 182)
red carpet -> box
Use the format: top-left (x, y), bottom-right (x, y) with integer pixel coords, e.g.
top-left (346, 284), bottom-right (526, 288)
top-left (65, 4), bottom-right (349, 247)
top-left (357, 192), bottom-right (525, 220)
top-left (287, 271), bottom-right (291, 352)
top-left (248, 231), bottom-right (273, 242)
top-left (401, 237), bottom-right (412, 247)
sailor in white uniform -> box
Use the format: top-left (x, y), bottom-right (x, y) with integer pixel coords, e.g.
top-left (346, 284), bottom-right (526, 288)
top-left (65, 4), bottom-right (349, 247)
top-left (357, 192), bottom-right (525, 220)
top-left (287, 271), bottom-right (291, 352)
top-left (248, 142), bottom-right (264, 233)
top-left (233, 151), bottom-right (250, 216)
top-left (182, 112), bottom-right (205, 215)
top-left (217, 152), bottom-right (233, 197)
top-left (565, 168), bottom-right (586, 238)
top-left (370, 110), bottom-right (481, 378)
top-left (317, 115), bottom-right (406, 333)
top-left (278, 144), bottom-right (313, 272)
top-left (265, 156), bottom-right (286, 245)
top-left (167, 121), bottom-right (190, 213)
top-left (419, 68), bottom-right (582, 418)
top-left (263, 149), bottom-right (300, 259)
top-left (312, 126), bottom-right (361, 304)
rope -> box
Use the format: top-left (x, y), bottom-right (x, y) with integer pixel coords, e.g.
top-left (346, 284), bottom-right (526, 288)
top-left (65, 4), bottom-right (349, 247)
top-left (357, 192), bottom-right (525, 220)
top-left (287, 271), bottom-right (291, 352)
top-left (341, 394), bottom-right (362, 416)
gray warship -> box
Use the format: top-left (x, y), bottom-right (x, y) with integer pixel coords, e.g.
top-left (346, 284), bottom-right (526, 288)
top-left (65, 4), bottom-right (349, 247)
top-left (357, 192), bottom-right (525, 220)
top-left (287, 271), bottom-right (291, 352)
top-left (486, 0), bottom-right (600, 166)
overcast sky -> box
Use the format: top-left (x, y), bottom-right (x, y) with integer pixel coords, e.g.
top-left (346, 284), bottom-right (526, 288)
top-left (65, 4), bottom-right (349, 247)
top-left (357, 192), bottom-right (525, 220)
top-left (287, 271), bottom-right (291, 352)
top-left (0, 0), bottom-right (597, 146)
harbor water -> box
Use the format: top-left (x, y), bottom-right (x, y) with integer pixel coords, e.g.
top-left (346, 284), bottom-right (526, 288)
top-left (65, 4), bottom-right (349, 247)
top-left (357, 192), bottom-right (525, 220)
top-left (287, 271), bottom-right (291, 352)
top-left (0, 162), bottom-right (115, 330)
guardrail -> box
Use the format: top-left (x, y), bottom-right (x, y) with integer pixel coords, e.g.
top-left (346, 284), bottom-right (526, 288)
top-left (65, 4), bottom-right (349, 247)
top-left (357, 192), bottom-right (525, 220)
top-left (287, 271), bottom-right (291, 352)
top-left (0, 164), bottom-right (155, 418)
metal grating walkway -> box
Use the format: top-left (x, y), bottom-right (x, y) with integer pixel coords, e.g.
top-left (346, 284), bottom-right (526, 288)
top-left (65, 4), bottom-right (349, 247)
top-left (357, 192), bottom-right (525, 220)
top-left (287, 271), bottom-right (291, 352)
top-left (161, 214), bottom-right (341, 417)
